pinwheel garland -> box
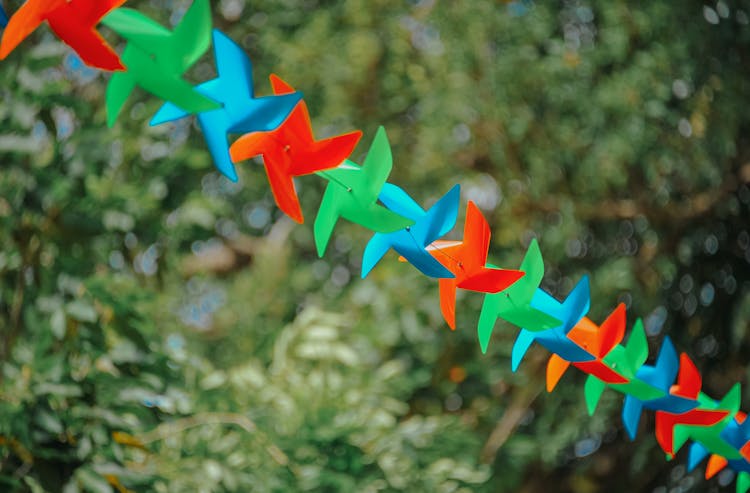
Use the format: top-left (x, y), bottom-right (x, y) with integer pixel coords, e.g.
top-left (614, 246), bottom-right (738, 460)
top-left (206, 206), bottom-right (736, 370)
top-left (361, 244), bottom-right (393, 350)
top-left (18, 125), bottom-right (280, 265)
top-left (2, 1), bottom-right (749, 491)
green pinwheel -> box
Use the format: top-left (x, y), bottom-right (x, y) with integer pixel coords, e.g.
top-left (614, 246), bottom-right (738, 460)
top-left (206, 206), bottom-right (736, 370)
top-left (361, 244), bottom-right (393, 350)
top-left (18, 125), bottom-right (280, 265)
top-left (313, 126), bottom-right (414, 257)
top-left (100, 0), bottom-right (220, 126)
top-left (583, 319), bottom-right (665, 415)
top-left (477, 238), bottom-right (560, 353)
top-left (657, 383), bottom-right (742, 460)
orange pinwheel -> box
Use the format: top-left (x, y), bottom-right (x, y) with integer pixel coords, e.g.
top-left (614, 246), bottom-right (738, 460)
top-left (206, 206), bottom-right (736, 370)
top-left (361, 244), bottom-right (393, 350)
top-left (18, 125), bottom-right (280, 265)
top-left (229, 75), bottom-right (362, 223)
top-left (545, 303), bottom-right (629, 392)
top-left (0, 0), bottom-right (126, 71)
top-left (427, 201), bottom-right (524, 330)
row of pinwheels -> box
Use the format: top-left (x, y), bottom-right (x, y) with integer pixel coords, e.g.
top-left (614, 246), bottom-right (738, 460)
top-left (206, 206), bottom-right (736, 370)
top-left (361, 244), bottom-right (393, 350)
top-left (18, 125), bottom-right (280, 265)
top-left (1, 0), bottom-right (749, 490)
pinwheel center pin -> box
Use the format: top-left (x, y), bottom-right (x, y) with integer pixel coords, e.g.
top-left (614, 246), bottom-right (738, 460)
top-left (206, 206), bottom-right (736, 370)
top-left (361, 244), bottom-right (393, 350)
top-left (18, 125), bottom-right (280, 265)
top-left (317, 171), bottom-right (354, 193)
top-left (433, 244), bottom-right (463, 269)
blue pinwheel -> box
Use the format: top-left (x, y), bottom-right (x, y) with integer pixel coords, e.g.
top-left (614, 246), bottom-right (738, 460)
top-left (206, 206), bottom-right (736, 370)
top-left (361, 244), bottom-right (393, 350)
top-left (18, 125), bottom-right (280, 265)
top-left (621, 337), bottom-right (699, 440)
top-left (511, 275), bottom-right (594, 370)
top-left (361, 183), bottom-right (460, 279)
top-left (150, 29), bottom-right (302, 182)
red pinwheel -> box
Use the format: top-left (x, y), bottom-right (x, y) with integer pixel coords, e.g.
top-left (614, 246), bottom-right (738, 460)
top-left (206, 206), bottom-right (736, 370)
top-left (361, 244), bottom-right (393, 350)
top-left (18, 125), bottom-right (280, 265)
top-left (545, 303), bottom-right (630, 392)
top-left (654, 354), bottom-right (733, 457)
top-left (0, 0), bottom-right (126, 71)
top-left (426, 201), bottom-right (524, 330)
top-left (229, 75), bottom-right (362, 223)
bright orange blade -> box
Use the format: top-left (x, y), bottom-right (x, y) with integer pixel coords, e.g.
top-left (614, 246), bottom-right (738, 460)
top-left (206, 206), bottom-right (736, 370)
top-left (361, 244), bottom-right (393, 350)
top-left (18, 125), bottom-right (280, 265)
top-left (705, 454), bottom-right (728, 479)
top-left (439, 278), bottom-right (458, 330)
top-left (547, 354), bottom-right (571, 392)
top-left (0, 0), bottom-right (61, 59)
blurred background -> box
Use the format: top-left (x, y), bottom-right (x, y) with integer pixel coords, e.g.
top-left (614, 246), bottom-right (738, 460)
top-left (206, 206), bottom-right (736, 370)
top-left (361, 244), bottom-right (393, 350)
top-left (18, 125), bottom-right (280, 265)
top-left (0, 0), bottom-right (749, 491)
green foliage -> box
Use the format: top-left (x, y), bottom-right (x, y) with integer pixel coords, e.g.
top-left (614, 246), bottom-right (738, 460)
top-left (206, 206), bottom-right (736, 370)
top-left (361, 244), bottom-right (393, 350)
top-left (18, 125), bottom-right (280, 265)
top-left (0, 1), bottom-right (749, 492)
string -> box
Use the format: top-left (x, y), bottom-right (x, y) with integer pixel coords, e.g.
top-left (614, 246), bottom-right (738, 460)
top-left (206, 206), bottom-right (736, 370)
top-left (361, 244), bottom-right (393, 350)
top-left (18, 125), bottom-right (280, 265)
top-left (316, 170), bottom-right (353, 194)
top-left (405, 228), bottom-right (463, 270)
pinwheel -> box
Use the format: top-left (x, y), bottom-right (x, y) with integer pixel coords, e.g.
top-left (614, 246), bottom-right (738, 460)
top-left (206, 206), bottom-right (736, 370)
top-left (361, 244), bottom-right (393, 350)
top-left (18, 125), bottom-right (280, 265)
top-left (477, 238), bottom-right (561, 352)
top-left (229, 75), bottom-right (361, 222)
top-left (362, 184), bottom-right (460, 279)
top-left (424, 201), bottom-right (524, 330)
top-left (0, 0), bottom-right (125, 70)
top-left (101, 0), bottom-right (219, 126)
top-left (151, 30), bottom-right (302, 181)
top-left (313, 126), bottom-right (414, 256)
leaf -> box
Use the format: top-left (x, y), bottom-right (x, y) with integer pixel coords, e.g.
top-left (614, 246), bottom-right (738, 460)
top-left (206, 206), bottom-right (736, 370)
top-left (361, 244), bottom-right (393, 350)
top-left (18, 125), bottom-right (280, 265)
top-left (200, 371), bottom-right (227, 390)
top-left (23, 476), bottom-right (46, 493)
top-left (35, 408), bottom-right (64, 435)
top-left (51, 309), bottom-right (66, 339)
top-left (66, 300), bottom-right (98, 323)
top-left (75, 467), bottom-right (114, 493)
